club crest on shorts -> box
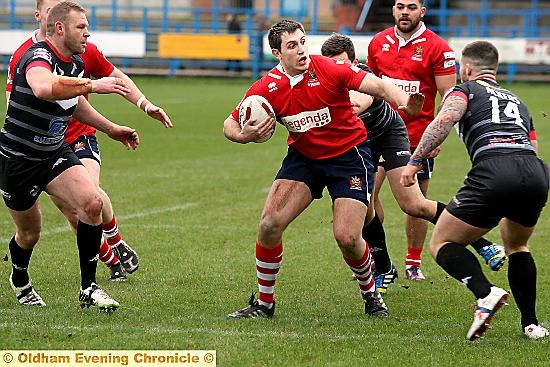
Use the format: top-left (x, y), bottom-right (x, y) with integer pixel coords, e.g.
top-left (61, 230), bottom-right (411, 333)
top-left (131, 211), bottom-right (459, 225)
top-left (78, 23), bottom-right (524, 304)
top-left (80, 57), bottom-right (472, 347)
top-left (349, 176), bottom-right (363, 190)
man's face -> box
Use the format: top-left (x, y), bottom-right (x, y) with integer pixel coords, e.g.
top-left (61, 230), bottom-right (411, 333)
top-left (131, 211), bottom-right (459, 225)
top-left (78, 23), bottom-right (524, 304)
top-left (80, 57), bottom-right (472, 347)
top-left (272, 29), bottom-right (310, 76)
top-left (36, 0), bottom-right (61, 33)
top-left (63, 10), bottom-right (90, 55)
top-left (393, 0), bottom-right (425, 34)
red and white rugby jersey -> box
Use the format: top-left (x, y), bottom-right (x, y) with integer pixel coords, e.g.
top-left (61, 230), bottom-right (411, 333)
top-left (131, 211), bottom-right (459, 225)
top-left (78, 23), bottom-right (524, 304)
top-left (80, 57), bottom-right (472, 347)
top-left (367, 22), bottom-right (456, 147)
top-left (6, 32), bottom-right (116, 145)
top-left (6, 30), bottom-right (39, 93)
top-left (231, 55), bottom-right (368, 160)
top-left (65, 42), bottom-right (115, 144)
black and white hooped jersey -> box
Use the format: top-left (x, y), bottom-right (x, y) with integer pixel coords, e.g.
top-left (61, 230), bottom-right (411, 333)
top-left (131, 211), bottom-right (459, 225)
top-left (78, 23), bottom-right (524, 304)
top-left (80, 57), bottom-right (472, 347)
top-left (1, 40), bottom-right (85, 160)
top-left (356, 63), bottom-right (398, 141)
top-left (452, 77), bottom-right (535, 163)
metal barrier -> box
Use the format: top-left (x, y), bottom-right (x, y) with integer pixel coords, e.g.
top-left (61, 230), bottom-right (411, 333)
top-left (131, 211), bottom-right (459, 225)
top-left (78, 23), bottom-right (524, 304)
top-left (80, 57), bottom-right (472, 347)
top-left (1, 0), bottom-right (550, 80)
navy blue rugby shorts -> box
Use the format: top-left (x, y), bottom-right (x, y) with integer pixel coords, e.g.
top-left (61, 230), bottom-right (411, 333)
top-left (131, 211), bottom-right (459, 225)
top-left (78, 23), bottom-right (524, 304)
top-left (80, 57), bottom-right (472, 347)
top-left (275, 140), bottom-right (375, 205)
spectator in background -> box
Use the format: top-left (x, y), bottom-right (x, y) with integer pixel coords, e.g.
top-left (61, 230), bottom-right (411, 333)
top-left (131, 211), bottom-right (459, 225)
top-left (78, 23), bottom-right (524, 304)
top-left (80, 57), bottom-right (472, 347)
top-left (226, 13), bottom-right (243, 72)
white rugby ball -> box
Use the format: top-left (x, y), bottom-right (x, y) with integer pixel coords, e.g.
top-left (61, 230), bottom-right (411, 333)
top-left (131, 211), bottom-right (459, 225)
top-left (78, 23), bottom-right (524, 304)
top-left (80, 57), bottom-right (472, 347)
top-left (238, 94), bottom-right (275, 143)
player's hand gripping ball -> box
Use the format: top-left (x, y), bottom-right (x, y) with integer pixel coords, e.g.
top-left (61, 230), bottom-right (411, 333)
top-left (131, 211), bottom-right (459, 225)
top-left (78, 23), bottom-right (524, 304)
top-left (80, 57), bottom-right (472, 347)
top-left (238, 95), bottom-right (276, 143)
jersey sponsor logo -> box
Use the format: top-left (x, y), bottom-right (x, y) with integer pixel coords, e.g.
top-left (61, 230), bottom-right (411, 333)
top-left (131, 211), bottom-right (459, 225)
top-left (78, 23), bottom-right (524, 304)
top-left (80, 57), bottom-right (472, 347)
top-left (32, 48), bottom-right (52, 64)
top-left (444, 60), bottom-right (456, 68)
top-left (280, 107), bottom-right (331, 132)
top-left (382, 75), bottom-right (420, 94)
top-left (349, 176), bottom-right (363, 191)
top-left (444, 51), bottom-right (456, 60)
top-left (34, 135), bottom-right (64, 145)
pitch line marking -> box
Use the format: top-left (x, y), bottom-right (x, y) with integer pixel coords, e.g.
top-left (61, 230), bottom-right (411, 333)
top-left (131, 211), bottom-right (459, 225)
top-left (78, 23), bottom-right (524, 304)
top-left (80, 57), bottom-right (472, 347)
top-left (0, 203), bottom-right (197, 242)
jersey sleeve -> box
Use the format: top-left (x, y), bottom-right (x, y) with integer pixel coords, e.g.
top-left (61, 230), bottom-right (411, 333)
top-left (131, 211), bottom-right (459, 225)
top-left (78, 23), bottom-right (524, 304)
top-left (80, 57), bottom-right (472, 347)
top-left (431, 37), bottom-right (456, 77)
top-left (23, 47), bottom-right (54, 73)
top-left (82, 42), bottom-right (115, 78)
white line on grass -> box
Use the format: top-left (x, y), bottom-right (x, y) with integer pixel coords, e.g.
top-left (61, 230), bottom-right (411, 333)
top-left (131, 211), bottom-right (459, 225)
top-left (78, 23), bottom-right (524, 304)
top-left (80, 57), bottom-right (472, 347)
top-left (0, 203), bottom-right (197, 243)
top-left (0, 321), bottom-right (452, 342)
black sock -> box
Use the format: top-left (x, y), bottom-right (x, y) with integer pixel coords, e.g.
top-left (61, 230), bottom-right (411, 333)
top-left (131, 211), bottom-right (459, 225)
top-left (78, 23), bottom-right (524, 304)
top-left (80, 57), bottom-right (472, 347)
top-left (9, 236), bottom-right (33, 287)
top-left (508, 252), bottom-right (539, 329)
top-left (362, 214), bottom-right (391, 273)
top-left (435, 242), bottom-right (492, 299)
top-left (77, 221), bottom-right (102, 289)
top-left (429, 201), bottom-right (446, 224)
top-left (469, 237), bottom-right (492, 253)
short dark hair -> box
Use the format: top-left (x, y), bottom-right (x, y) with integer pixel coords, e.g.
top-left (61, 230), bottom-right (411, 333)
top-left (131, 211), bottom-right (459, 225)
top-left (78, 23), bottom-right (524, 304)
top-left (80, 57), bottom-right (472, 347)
top-left (267, 19), bottom-right (305, 51)
top-left (462, 41), bottom-right (499, 71)
top-left (46, 1), bottom-right (86, 36)
top-left (395, 0), bottom-right (425, 5)
top-left (321, 33), bottom-right (356, 61)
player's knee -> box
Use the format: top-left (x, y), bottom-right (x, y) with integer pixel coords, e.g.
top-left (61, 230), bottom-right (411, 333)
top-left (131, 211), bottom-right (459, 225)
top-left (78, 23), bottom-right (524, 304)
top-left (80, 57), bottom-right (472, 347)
top-left (399, 200), bottom-right (430, 219)
top-left (16, 228), bottom-right (41, 247)
top-left (258, 215), bottom-right (285, 238)
top-left (334, 231), bottom-right (360, 252)
top-left (78, 193), bottom-right (103, 224)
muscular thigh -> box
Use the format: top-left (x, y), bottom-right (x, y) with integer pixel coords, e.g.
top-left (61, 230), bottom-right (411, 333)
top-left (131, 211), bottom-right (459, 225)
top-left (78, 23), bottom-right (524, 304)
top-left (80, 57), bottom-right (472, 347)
top-left (46, 164), bottom-right (99, 212)
top-left (0, 144), bottom-right (81, 211)
top-left (262, 179), bottom-right (312, 227)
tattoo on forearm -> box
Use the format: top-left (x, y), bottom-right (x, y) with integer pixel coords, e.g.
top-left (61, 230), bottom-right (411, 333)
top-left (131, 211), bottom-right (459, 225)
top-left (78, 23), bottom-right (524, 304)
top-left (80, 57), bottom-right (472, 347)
top-left (412, 95), bottom-right (467, 160)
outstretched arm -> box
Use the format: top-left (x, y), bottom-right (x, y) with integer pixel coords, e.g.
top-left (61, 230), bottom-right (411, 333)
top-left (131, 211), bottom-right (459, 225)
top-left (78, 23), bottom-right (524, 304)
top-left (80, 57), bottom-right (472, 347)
top-left (26, 65), bottom-right (130, 100)
top-left (357, 73), bottom-right (424, 116)
top-left (110, 67), bottom-right (173, 128)
top-left (73, 96), bottom-right (139, 150)
top-left (401, 94), bottom-right (467, 187)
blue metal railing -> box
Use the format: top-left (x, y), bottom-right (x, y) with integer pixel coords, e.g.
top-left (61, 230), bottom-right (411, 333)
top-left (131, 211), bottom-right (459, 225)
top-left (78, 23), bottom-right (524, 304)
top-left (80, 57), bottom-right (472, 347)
top-left (1, 0), bottom-right (550, 80)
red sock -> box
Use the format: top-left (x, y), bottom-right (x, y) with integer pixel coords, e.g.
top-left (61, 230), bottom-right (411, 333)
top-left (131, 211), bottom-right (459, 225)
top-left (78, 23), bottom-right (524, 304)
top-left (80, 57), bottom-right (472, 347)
top-left (406, 246), bottom-right (423, 267)
top-left (256, 242), bottom-right (283, 307)
top-left (103, 216), bottom-right (122, 246)
top-left (99, 239), bottom-right (120, 266)
top-left (345, 243), bottom-right (375, 294)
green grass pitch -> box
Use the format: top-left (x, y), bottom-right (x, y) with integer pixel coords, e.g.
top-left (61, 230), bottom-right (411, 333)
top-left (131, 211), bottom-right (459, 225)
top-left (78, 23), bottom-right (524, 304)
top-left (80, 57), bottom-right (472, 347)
top-left (0, 77), bottom-right (549, 366)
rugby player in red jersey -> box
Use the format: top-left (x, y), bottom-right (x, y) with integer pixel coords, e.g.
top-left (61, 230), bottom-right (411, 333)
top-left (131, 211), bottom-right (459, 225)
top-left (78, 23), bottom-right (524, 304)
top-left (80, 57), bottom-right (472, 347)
top-left (6, 0), bottom-right (172, 281)
top-left (223, 19), bottom-right (424, 318)
top-left (367, 0), bottom-right (506, 280)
